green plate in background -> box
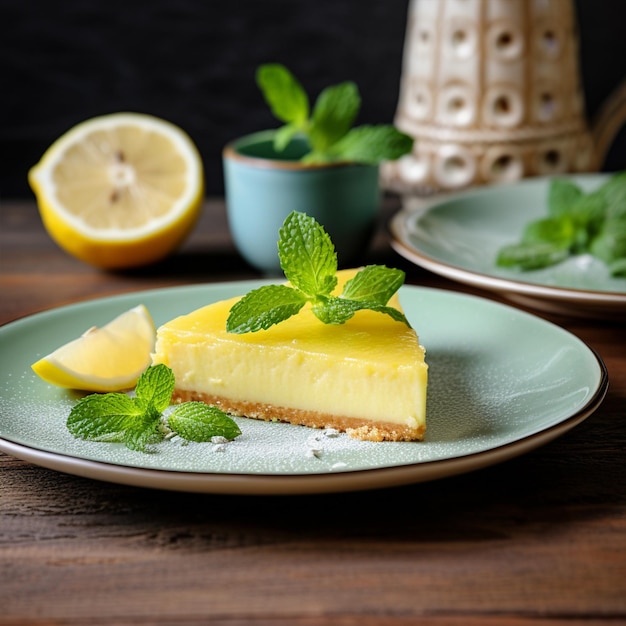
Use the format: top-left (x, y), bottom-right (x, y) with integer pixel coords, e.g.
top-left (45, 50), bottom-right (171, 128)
top-left (390, 174), bottom-right (626, 318)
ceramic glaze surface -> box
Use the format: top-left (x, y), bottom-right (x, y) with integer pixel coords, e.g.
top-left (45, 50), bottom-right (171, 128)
top-left (223, 131), bottom-right (380, 274)
top-left (383, 0), bottom-right (594, 193)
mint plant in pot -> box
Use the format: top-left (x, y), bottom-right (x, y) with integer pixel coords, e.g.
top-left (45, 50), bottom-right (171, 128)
top-left (223, 63), bottom-right (413, 274)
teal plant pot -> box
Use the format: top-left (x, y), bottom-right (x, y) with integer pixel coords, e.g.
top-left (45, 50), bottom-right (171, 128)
top-left (223, 130), bottom-right (380, 275)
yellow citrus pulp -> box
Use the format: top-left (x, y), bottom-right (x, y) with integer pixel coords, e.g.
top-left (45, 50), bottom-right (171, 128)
top-left (28, 112), bottom-right (204, 269)
top-left (31, 304), bottom-right (156, 392)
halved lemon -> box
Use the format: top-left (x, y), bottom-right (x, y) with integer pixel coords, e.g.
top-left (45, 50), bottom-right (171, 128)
top-left (28, 112), bottom-right (204, 269)
top-left (32, 304), bottom-right (156, 392)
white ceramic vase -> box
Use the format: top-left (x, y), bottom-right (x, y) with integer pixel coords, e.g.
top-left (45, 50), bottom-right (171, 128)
top-left (382, 0), bottom-right (626, 195)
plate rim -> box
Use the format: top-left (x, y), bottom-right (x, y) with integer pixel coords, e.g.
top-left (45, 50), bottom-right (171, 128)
top-left (0, 281), bottom-right (610, 495)
top-left (390, 234), bottom-right (626, 304)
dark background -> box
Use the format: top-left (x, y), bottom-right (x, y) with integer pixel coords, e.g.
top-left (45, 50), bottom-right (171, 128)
top-left (2, 0), bottom-right (625, 200)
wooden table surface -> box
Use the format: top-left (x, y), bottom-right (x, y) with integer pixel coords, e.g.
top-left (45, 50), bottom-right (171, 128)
top-left (1, 197), bottom-right (625, 626)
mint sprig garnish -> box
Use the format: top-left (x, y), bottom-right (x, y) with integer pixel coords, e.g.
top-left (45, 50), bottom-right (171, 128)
top-left (256, 63), bottom-right (413, 165)
top-left (67, 364), bottom-right (241, 452)
top-left (167, 402), bottom-right (241, 443)
top-left (496, 171), bottom-right (626, 276)
top-left (226, 211), bottom-right (410, 333)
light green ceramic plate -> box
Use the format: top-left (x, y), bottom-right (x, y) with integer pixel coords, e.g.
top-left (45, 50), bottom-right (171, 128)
top-left (0, 281), bottom-right (607, 495)
top-left (390, 174), bottom-right (626, 318)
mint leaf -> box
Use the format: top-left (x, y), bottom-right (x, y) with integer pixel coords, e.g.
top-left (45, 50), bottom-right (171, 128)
top-left (311, 296), bottom-right (359, 325)
top-left (122, 405), bottom-right (163, 452)
top-left (226, 284), bottom-right (307, 333)
top-left (309, 82), bottom-right (360, 154)
top-left (66, 365), bottom-right (242, 452)
top-left (313, 296), bottom-right (410, 326)
top-left (273, 124), bottom-right (302, 152)
top-left (600, 171), bottom-right (626, 208)
top-left (256, 64), bottom-right (309, 127)
top-left (341, 265), bottom-right (406, 305)
top-left (134, 363), bottom-right (174, 413)
top-left (590, 225), bottom-right (626, 264)
top-left (278, 211), bottom-right (338, 296)
top-left (522, 216), bottom-right (576, 248)
top-left (548, 178), bottom-right (583, 217)
top-left (256, 63), bottom-right (412, 165)
top-left (496, 242), bottom-right (570, 270)
top-left (168, 402), bottom-right (241, 442)
top-left (67, 391), bottom-right (162, 452)
top-left (67, 393), bottom-right (145, 441)
top-left (572, 189), bottom-right (608, 222)
top-left (609, 258), bottom-right (626, 277)
top-left (328, 125), bottom-right (414, 165)
top-left (496, 172), bottom-right (626, 272)
top-left (367, 303), bottom-right (412, 325)
top-left (570, 191), bottom-right (608, 249)
top-left (227, 211), bottom-right (410, 333)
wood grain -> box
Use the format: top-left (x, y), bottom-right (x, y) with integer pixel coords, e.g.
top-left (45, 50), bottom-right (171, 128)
top-left (1, 199), bottom-right (625, 625)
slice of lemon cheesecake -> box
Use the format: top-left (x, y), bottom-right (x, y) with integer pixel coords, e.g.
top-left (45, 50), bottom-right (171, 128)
top-left (152, 269), bottom-right (428, 442)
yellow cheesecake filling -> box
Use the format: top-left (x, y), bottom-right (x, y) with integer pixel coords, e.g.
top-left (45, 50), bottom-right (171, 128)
top-left (152, 271), bottom-right (428, 441)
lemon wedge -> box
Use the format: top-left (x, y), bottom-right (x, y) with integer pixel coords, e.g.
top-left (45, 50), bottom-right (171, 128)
top-left (28, 112), bottom-right (204, 269)
top-left (32, 304), bottom-right (156, 392)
